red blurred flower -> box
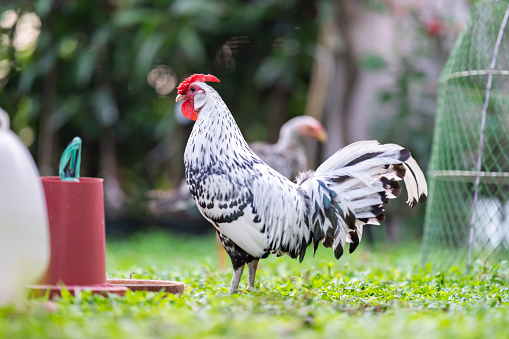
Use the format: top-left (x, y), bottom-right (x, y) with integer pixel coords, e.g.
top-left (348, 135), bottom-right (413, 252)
top-left (425, 17), bottom-right (443, 37)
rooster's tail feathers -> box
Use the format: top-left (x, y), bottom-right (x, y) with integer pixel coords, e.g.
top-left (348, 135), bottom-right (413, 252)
top-left (401, 155), bottom-right (428, 207)
top-left (297, 140), bottom-right (427, 259)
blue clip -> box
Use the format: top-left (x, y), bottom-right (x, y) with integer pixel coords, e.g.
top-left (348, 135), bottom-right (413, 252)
top-left (59, 137), bottom-right (82, 182)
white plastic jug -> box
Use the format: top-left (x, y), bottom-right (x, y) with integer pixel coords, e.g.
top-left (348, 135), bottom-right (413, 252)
top-left (0, 108), bottom-right (50, 307)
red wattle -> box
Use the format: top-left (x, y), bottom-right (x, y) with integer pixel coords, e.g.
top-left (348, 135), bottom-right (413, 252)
top-left (181, 99), bottom-right (198, 121)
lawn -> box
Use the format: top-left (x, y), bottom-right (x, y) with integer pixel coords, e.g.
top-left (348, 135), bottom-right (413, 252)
top-left (1, 230), bottom-right (508, 338)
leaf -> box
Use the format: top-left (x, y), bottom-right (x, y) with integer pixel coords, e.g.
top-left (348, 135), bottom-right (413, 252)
top-left (113, 9), bottom-right (164, 28)
top-left (52, 95), bottom-right (82, 130)
top-left (90, 25), bottom-right (112, 49)
top-left (177, 28), bottom-right (205, 66)
top-left (92, 87), bottom-right (119, 127)
top-left (75, 50), bottom-right (97, 87)
top-left (359, 54), bottom-right (388, 71)
top-left (35, 0), bottom-right (53, 18)
top-left (254, 56), bottom-right (285, 88)
top-left (135, 32), bottom-right (165, 79)
top-left (18, 64), bottom-right (36, 94)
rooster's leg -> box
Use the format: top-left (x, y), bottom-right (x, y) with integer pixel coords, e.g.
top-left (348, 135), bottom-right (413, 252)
top-left (228, 264), bottom-right (245, 294)
top-left (246, 259), bottom-right (259, 291)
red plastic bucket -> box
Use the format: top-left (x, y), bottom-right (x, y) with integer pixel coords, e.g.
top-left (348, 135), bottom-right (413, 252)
top-left (29, 176), bottom-right (127, 297)
top-left (43, 176), bottom-right (107, 285)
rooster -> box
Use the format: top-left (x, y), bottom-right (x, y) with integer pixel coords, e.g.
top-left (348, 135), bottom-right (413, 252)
top-left (148, 115), bottom-right (327, 215)
top-left (176, 74), bottom-right (427, 294)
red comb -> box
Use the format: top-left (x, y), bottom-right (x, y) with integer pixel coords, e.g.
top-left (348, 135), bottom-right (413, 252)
top-left (177, 74), bottom-right (220, 94)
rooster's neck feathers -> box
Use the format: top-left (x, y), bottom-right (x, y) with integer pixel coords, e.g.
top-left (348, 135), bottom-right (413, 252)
top-left (185, 83), bottom-right (253, 168)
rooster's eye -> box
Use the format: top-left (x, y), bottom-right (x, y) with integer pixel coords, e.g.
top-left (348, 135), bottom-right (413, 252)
top-left (190, 86), bottom-right (196, 93)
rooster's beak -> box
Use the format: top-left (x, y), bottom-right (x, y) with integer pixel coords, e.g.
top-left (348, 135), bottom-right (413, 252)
top-left (316, 130), bottom-right (328, 143)
top-left (175, 94), bottom-right (186, 102)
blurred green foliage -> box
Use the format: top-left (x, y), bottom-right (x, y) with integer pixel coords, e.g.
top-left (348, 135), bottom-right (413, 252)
top-left (0, 0), bottom-right (318, 201)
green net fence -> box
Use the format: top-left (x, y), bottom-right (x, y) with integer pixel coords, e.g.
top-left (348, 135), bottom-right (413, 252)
top-left (422, 0), bottom-right (509, 271)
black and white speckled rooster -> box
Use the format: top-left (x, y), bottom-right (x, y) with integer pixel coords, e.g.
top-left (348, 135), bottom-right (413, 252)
top-left (176, 74), bottom-right (428, 294)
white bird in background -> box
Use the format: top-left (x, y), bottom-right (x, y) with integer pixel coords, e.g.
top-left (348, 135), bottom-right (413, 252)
top-left (0, 108), bottom-right (50, 307)
top-left (147, 116), bottom-right (327, 215)
top-left (176, 74), bottom-right (428, 294)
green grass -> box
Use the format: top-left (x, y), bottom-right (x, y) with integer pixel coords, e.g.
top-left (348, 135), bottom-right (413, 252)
top-left (1, 230), bottom-right (508, 338)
